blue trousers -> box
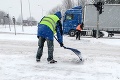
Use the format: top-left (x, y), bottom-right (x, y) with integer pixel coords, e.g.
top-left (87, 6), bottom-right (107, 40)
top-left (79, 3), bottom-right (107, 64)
top-left (36, 37), bottom-right (54, 61)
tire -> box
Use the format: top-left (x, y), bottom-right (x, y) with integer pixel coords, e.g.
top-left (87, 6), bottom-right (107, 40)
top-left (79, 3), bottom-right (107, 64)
top-left (92, 30), bottom-right (104, 38)
top-left (99, 32), bottom-right (104, 38)
top-left (69, 30), bottom-right (76, 37)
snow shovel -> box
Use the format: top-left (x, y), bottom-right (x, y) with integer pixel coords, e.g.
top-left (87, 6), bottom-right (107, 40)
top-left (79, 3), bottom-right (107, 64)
top-left (54, 36), bottom-right (83, 61)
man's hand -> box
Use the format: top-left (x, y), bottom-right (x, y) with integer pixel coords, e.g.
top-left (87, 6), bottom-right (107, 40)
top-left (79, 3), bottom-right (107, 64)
top-left (60, 43), bottom-right (64, 47)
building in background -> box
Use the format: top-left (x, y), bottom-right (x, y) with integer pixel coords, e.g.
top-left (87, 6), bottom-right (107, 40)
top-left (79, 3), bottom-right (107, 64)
top-left (22, 20), bottom-right (37, 26)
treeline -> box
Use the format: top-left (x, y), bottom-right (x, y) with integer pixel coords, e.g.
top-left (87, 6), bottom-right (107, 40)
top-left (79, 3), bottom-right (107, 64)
top-left (0, 11), bottom-right (11, 25)
top-left (0, 0), bottom-right (119, 25)
top-left (0, 10), bottom-right (36, 25)
top-left (48, 0), bottom-right (120, 15)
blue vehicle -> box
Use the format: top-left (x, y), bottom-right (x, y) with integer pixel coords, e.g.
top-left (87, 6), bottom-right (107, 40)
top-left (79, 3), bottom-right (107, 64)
top-left (63, 5), bottom-right (120, 38)
top-left (63, 6), bottom-right (104, 37)
top-left (63, 6), bottom-right (83, 37)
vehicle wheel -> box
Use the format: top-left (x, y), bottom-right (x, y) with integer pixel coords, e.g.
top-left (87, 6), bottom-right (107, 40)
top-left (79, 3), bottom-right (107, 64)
top-left (92, 30), bottom-right (104, 38)
top-left (98, 32), bottom-right (104, 38)
top-left (69, 30), bottom-right (76, 37)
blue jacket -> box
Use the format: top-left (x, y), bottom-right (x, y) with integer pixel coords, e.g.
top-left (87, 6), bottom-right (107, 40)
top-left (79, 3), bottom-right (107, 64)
top-left (37, 11), bottom-right (63, 43)
top-left (37, 22), bottom-right (63, 43)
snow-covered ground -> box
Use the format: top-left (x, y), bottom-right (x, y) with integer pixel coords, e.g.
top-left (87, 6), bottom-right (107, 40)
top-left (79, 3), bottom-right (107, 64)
top-left (0, 25), bottom-right (120, 80)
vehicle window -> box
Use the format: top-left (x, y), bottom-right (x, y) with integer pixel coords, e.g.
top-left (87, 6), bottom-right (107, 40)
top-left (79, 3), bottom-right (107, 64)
top-left (66, 14), bottom-right (73, 20)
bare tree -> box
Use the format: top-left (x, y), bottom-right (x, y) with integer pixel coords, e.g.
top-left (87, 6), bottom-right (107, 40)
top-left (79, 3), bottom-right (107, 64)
top-left (27, 16), bottom-right (36, 21)
top-left (0, 11), bottom-right (11, 25)
top-left (48, 0), bottom-right (88, 17)
top-left (0, 11), bottom-right (5, 24)
top-left (48, 0), bottom-right (74, 15)
top-left (48, 5), bottom-right (62, 15)
top-left (62, 0), bottom-right (74, 9)
top-left (16, 15), bottom-right (22, 25)
top-left (78, 0), bottom-right (86, 7)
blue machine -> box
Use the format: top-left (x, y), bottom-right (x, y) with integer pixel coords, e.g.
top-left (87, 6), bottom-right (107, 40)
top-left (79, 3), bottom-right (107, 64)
top-left (63, 6), bottom-right (83, 37)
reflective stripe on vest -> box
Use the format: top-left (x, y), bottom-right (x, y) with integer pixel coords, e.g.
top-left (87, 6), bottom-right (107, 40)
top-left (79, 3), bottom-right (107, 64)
top-left (40, 15), bottom-right (59, 34)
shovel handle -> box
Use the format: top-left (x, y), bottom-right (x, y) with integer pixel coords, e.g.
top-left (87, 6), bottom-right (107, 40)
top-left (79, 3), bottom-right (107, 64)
top-left (54, 36), bottom-right (66, 48)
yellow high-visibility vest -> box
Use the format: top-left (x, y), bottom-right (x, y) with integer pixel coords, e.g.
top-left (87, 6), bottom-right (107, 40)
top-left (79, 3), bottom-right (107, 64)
top-left (40, 15), bottom-right (59, 34)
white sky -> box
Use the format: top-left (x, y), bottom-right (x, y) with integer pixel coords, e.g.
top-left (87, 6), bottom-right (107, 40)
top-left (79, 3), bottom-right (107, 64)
top-left (0, 0), bottom-right (63, 21)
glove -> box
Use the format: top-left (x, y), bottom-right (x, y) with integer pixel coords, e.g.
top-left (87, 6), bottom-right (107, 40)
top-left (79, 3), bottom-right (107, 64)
top-left (60, 43), bottom-right (64, 47)
top-left (37, 36), bottom-right (39, 39)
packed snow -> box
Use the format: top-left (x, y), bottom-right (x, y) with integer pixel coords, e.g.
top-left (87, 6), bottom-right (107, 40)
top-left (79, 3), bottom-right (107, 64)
top-left (0, 25), bottom-right (120, 80)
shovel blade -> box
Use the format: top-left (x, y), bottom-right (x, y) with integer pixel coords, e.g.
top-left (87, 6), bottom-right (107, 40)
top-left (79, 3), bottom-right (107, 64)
top-left (63, 46), bottom-right (83, 61)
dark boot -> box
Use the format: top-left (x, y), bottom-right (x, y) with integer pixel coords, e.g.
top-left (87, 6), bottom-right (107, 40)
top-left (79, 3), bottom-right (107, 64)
top-left (48, 59), bottom-right (57, 63)
top-left (36, 59), bottom-right (40, 62)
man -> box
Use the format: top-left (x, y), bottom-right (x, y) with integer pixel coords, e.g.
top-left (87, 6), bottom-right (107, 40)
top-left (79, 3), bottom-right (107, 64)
top-left (36, 11), bottom-right (63, 63)
top-left (76, 22), bottom-right (84, 40)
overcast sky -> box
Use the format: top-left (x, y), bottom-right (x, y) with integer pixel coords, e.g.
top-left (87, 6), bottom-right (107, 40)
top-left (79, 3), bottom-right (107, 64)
top-left (0, 0), bottom-right (63, 21)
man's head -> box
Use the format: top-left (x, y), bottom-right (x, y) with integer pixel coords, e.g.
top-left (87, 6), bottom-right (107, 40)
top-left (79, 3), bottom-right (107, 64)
top-left (54, 11), bottom-right (62, 19)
